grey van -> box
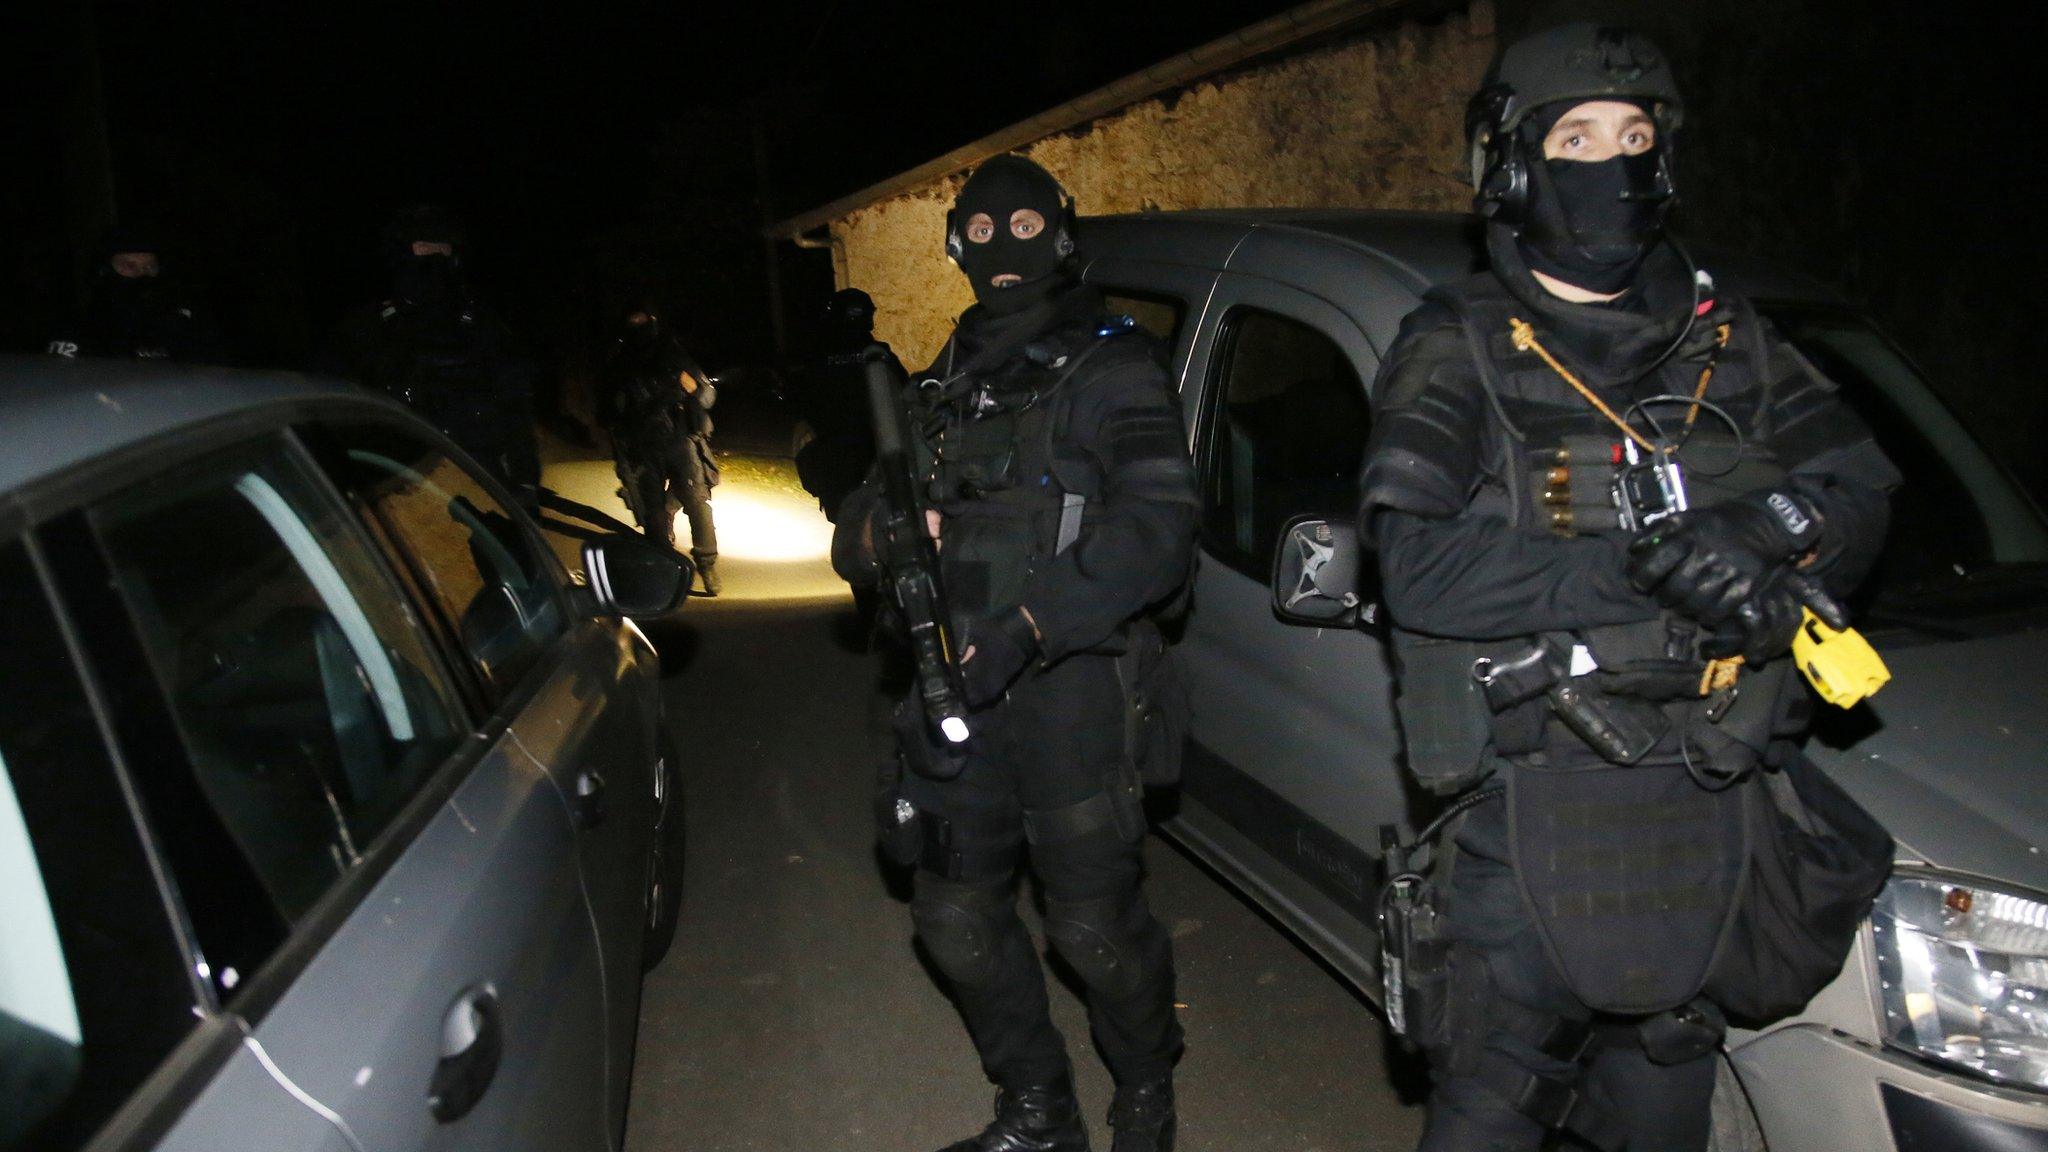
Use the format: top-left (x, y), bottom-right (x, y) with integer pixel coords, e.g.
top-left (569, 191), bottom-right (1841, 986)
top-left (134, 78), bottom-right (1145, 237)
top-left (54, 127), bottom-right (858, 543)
top-left (0, 360), bottom-right (688, 1151)
top-left (1077, 210), bottom-right (2048, 1150)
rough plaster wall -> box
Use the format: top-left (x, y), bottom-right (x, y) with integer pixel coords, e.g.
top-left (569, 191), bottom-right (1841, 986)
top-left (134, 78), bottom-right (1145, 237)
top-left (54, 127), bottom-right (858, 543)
top-left (833, 2), bottom-right (1497, 369)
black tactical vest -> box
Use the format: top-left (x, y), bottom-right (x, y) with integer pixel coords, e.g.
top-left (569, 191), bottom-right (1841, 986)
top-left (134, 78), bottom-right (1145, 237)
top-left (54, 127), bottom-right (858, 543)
top-left (911, 317), bottom-right (1143, 621)
top-left (1438, 278), bottom-right (1803, 778)
top-left (1436, 277), bottom-right (1804, 1014)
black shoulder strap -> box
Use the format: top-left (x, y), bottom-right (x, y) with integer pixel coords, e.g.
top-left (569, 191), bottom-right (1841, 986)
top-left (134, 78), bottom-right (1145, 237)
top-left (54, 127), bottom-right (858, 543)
top-left (1431, 288), bottom-right (1531, 529)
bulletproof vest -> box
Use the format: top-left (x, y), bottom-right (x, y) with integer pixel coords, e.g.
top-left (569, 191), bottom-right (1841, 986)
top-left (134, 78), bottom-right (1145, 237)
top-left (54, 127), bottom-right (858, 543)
top-left (1442, 277), bottom-right (1800, 777)
top-left (1432, 279), bottom-right (1799, 1015)
top-left (605, 359), bottom-right (684, 449)
top-left (911, 316), bottom-right (1140, 619)
top-left (369, 304), bottom-right (503, 447)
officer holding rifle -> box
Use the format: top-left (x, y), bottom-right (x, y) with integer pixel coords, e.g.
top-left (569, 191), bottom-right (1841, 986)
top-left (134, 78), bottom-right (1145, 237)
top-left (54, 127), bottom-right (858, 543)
top-left (832, 154), bottom-right (1198, 1152)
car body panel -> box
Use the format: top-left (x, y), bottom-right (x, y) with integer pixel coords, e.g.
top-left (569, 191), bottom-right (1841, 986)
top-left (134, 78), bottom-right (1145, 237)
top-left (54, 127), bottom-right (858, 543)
top-left (0, 374), bottom-right (662, 1151)
top-left (242, 726), bottom-right (611, 1151)
top-left (1808, 629), bottom-right (2048, 894)
top-left (506, 618), bottom-right (664, 1136)
top-left (147, 1034), bottom-right (355, 1152)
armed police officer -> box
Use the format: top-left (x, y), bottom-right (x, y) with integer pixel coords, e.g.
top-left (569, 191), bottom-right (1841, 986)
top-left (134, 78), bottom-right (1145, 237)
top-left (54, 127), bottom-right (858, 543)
top-left (792, 287), bottom-right (897, 522)
top-left (48, 226), bottom-right (225, 363)
top-left (1360, 25), bottom-right (1898, 1152)
top-left (832, 155), bottom-right (1197, 1152)
top-left (596, 304), bottom-right (722, 595)
top-left (316, 205), bottom-right (540, 498)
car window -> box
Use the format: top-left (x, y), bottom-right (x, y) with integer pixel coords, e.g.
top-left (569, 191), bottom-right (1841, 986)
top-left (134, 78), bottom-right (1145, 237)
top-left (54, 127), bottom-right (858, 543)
top-left (1765, 308), bottom-right (2048, 597)
top-left (1101, 289), bottom-right (1187, 347)
top-left (1198, 307), bottom-right (1373, 574)
top-left (0, 539), bottom-right (198, 1151)
top-left (91, 441), bottom-right (469, 975)
top-left (308, 420), bottom-right (567, 698)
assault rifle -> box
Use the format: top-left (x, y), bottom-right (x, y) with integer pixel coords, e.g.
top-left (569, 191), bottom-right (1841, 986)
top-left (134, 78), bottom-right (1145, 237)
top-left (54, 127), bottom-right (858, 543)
top-left (864, 346), bottom-right (972, 756)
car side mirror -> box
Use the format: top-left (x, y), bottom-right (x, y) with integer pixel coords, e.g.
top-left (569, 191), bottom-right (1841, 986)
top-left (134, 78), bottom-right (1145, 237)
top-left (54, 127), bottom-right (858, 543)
top-left (1270, 515), bottom-right (1379, 629)
top-left (582, 535), bottom-right (693, 618)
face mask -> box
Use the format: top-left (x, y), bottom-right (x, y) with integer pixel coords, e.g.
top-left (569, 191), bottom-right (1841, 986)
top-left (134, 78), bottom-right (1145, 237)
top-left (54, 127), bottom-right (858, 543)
top-left (1520, 149), bottom-right (1667, 294)
top-left (951, 156), bottom-right (1069, 315)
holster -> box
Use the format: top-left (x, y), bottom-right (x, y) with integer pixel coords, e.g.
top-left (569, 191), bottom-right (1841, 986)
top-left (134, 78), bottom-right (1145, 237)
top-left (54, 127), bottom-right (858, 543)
top-left (1116, 622), bottom-right (1189, 789)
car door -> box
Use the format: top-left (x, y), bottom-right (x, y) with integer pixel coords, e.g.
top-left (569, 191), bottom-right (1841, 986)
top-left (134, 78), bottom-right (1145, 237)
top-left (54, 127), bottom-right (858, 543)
top-left (1172, 272), bottom-right (1407, 969)
top-left (47, 432), bottom-right (612, 1151)
top-left (0, 535), bottom-right (347, 1152)
top-left (301, 414), bottom-right (655, 1141)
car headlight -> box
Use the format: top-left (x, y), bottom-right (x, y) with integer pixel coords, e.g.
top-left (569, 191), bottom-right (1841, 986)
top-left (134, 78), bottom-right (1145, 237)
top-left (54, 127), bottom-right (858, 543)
top-left (1872, 872), bottom-right (2048, 1089)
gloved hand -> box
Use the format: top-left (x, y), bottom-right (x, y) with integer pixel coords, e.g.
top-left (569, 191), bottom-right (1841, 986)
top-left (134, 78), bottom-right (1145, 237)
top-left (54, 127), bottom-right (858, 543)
top-left (1626, 489), bottom-right (1825, 628)
top-left (1702, 569), bottom-right (1851, 664)
top-left (961, 607), bottom-right (1041, 708)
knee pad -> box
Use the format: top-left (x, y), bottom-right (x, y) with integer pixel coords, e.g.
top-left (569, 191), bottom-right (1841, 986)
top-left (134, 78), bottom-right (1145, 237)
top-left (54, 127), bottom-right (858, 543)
top-left (1044, 892), bottom-right (1164, 999)
top-left (911, 880), bottom-right (1012, 988)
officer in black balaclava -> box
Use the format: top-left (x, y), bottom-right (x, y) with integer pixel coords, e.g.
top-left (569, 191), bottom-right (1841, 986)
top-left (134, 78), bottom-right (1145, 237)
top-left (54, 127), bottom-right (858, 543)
top-left (1359, 25), bottom-right (1899, 1152)
top-left (596, 304), bottom-right (722, 594)
top-left (832, 155), bottom-right (1199, 1152)
top-left (48, 226), bottom-right (226, 363)
top-left (792, 287), bottom-right (900, 521)
top-left (315, 205), bottom-right (541, 499)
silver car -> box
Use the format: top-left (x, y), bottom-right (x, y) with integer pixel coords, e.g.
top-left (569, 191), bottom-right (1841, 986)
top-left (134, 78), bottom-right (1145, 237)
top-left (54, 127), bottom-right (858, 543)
top-left (0, 360), bottom-right (687, 1151)
top-left (1077, 210), bottom-right (2048, 1150)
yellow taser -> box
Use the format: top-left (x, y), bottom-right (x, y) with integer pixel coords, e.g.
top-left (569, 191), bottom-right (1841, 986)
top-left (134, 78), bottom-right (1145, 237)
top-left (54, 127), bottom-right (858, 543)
top-left (1793, 608), bottom-right (1891, 708)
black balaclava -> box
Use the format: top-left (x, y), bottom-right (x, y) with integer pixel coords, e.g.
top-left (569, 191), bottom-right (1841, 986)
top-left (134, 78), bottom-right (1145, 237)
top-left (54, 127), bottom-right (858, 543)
top-left (1516, 99), bottom-right (1670, 295)
top-left (951, 155), bottom-right (1070, 316)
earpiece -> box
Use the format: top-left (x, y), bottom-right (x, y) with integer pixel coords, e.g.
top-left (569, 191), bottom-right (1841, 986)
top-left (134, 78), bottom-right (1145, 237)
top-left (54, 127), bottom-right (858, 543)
top-left (944, 209), bottom-right (963, 262)
top-left (1053, 193), bottom-right (1077, 259)
top-left (1469, 84), bottom-right (1529, 223)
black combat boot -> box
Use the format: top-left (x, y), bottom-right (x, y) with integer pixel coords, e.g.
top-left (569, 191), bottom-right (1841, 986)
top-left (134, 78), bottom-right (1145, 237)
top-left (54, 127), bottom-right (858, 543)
top-left (693, 551), bottom-right (721, 596)
top-left (938, 1076), bottom-right (1090, 1152)
top-left (1107, 1078), bottom-right (1174, 1152)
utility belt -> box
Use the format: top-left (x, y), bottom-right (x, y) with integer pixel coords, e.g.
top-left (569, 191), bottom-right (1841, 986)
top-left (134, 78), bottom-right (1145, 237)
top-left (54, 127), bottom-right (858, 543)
top-left (1394, 615), bottom-right (1793, 796)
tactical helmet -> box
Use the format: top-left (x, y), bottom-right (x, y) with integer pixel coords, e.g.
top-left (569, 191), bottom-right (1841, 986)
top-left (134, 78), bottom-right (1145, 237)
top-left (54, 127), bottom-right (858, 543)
top-left (1467, 24), bottom-right (1684, 219)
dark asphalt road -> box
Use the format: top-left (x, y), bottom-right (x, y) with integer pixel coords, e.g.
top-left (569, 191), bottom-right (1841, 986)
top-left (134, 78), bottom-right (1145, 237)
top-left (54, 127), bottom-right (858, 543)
top-left (603, 484), bottom-right (1425, 1150)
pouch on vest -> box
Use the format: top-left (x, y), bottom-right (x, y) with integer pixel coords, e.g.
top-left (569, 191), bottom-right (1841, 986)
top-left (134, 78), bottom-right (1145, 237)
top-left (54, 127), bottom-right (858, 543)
top-left (1704, 751), bottom-right (1893, 1023)
top-left (1508, 759), bottom-right (1751, 1013)
top-left (1392, 630), bottom-right (1495, 796)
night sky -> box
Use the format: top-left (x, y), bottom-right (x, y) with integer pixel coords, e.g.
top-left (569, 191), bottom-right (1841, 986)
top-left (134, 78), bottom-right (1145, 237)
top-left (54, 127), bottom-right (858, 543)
top-left (15, 0), bottom-right (1301, 364)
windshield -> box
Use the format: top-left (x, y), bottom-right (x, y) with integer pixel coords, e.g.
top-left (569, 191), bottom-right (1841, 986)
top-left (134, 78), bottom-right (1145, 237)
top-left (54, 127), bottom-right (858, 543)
top-left (1763, 307), bottom-right (2048, 607)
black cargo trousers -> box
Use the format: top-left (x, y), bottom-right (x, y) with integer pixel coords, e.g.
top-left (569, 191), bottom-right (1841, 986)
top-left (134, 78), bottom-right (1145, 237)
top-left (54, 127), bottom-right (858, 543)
top-left (1418, 794), bottom-right (1718, 1152)
top-left (902, 652), bottom-right (1182, 1091)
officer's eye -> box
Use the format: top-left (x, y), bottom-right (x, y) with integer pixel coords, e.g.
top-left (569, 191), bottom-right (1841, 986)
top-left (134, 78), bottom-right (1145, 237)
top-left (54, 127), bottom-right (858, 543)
top-left (1623, 128), bottom-right (1655, 153)
top-left (1010, 208), bottom-right (1046, 239)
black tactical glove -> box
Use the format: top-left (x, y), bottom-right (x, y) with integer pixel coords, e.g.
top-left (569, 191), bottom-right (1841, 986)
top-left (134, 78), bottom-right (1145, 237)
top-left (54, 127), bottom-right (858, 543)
top-left (962, 607), bottom-right (1040, 708)
top-left (1626, 489), bottom-right (1825, 628)
top-left (1702, 568), bottom-right (1851, 664)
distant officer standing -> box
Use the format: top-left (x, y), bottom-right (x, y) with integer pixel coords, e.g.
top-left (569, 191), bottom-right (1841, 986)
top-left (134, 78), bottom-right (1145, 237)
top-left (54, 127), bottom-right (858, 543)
top-left (792, 287), bottom-right (898, 522)
top-left (597, 305), bottom-right (722, 595)
top-left (316, 205), bottom-right (540, 498)
top-left (48, 226), bottom-right (225, 363)
top-left (1360, 26), bottom-right (1898, 1152)
top-left (833, 155), bottom-right (1198, 1152)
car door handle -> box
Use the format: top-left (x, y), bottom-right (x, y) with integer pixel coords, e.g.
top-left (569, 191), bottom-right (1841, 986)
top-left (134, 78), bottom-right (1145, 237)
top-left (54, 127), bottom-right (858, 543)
top-left (429, 985), bottom-right (503, 1124)
top-left (573, 770), bottom-right (607, 830)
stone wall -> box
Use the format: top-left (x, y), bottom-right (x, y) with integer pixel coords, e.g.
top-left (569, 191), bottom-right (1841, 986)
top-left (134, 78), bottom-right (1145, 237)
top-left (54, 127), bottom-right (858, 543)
top-left (831, 2), bottom-right (1498, 368)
